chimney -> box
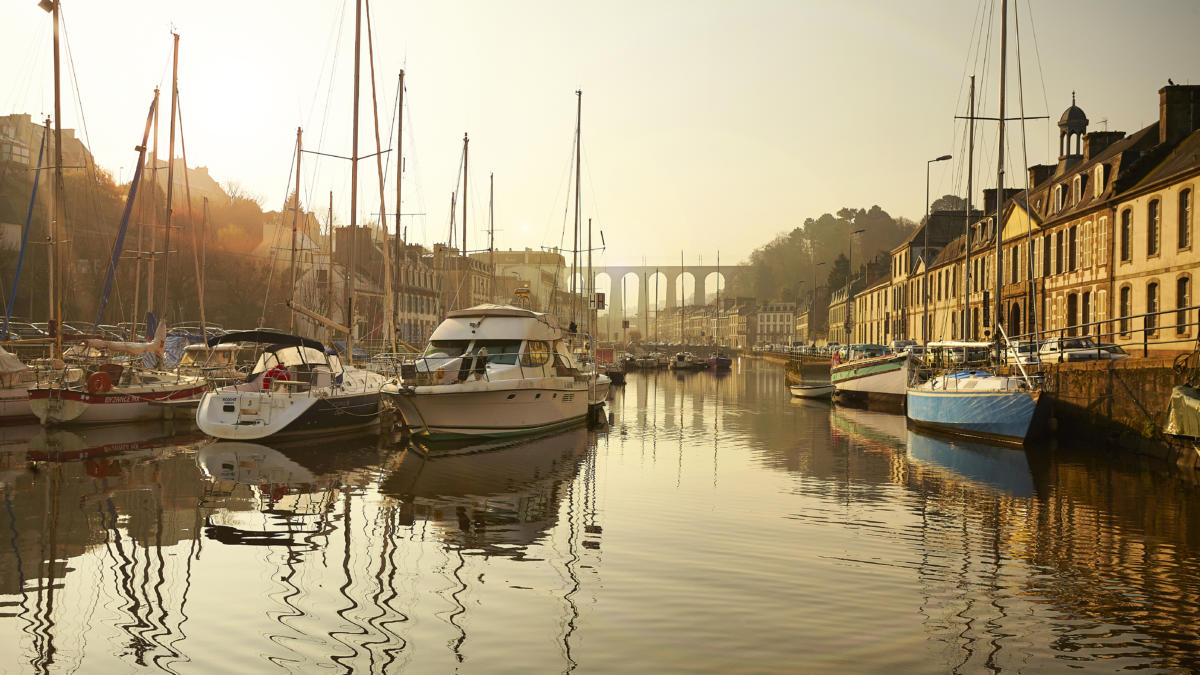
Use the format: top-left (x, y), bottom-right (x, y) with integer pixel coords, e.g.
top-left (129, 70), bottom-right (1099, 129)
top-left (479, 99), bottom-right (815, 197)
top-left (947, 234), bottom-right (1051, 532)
top-left (1160, 85), bottom-right (1200, 146)
top-left (1027, 164), bottom-right (1055, 188)
top-left (982, 187), bottom-right (1020, 215)
top-left (1083, 131), bottom-right (1126, 160)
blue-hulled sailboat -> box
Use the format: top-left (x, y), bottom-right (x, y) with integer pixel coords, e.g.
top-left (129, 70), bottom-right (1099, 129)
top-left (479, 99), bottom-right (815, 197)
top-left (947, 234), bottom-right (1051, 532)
top-left (906, 0), bottom-right (1045, 446)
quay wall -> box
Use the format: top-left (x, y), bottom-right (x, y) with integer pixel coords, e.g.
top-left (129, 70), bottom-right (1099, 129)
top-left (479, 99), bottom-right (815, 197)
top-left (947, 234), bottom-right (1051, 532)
top-left (745, 353), bottom-right (831, 385)
top-left (1041, 358), bottom-right (1200, 470)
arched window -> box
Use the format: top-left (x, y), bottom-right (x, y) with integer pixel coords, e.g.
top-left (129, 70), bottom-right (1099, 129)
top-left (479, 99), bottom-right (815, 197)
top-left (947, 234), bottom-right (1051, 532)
top-left (1119, 286), bottom-right (1132, 336)
top-left (1120, 210), bottom-right (1133, 262)
top-left (1147, 282), bottom-right (1160, 334)
top-left (1148, 199), bottom-right (1161, 256)
top-left (1177, 276), bottom-right (1191, 335)
top-left (1181, 188), bottom-right (1193, 250)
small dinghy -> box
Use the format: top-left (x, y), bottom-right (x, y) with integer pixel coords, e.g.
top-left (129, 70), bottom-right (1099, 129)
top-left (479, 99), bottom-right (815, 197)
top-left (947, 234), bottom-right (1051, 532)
top-left (789, 383), bottom-right (834, 399)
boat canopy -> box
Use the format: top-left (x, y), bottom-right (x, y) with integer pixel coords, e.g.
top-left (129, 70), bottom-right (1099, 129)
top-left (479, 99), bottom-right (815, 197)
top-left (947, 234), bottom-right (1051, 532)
top-left (928, 341), bottom-right (992, 348)
top-left (209, 330), bottom-right (328, 352)
top-left (252, 345), bottom-right (342, 374)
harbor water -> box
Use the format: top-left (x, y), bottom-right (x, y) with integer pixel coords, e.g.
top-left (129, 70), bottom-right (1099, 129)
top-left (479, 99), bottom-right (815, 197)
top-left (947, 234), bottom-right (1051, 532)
top-left (2, 358), bottom-right (1200, 672)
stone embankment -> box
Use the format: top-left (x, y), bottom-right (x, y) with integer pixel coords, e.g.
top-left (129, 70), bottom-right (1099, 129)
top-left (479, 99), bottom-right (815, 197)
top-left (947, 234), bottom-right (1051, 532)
top-left (750, 351), bottom-right (1200, 470)
top-left (1042, 357), bottom-right (1200, 470)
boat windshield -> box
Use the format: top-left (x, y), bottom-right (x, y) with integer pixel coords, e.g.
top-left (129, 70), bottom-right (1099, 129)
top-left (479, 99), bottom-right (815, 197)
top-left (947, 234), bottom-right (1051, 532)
top-left (422, 340), bottom-right (470, 359)
top-left (470, 340), bottom-right (522, 365)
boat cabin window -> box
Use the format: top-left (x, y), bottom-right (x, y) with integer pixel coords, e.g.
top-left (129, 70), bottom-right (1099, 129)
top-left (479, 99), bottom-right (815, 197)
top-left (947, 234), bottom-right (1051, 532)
top-left (470, 340), bottom-right (521, 365)
top-left (522, 340), bottom-right (552, 367)
top-left (423, 340), bottom-right (470, 359)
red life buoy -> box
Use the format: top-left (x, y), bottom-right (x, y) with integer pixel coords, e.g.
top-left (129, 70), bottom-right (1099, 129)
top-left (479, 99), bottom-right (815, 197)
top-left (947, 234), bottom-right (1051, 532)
top-left (87, 371), bottom-right (113, 394)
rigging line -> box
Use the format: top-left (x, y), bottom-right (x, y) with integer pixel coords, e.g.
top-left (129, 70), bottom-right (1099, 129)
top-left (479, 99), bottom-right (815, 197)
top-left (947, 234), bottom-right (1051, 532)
top-left (258, 142), bottom-right (300, 327)
top-left (1014, 0), bottom-right (1039, 344)
top-left (1021, 0), bottom-right (1053, 160)
top-left (3, 25), bottom-right (45, 115)
top-left (305, 0), bottom-right (349, 212)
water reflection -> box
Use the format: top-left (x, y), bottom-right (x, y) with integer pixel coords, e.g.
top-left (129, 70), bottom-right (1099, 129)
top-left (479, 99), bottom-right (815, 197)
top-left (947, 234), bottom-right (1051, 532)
top-left (1, 361), bottom-right (1200, 671)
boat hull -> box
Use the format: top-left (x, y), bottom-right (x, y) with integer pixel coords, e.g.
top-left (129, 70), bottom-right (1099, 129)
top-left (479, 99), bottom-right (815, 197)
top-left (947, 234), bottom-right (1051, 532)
top-left (28, 382), bottom-right (208, 425)
top-left (196, 389), bottom-right (381, 440)
top-left (830, 354), bottom-right (912, 406)
top-left (0, 386), bottom-right (35, 424)
top-left (906, 387), bottom-right (1043, 446)
top-left (790, 384), bottom-right (834, 399)
top-left (385, 379), bottom-right (588, 441)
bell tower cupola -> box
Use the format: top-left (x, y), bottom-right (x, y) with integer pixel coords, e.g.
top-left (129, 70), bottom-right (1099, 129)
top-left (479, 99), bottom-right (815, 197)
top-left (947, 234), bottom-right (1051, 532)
top-left (1058, 92), bottom-right (1088, 162)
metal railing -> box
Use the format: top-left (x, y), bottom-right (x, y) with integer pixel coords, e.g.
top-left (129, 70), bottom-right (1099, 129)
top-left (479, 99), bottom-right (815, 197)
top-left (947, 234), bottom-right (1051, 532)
top-left (1000, 301), bottom-right (1200, 361)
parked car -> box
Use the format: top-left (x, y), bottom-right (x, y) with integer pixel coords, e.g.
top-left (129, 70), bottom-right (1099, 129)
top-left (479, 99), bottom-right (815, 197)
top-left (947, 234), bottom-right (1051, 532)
top-left (1003, 340), bottom-right (1041, 366)
top-left (1039, 336), bottom-right (1111, 361)
top-left (1095, 343), bottom-right (1131, 359)
top-left (889, 339), bottom-right (917, 354)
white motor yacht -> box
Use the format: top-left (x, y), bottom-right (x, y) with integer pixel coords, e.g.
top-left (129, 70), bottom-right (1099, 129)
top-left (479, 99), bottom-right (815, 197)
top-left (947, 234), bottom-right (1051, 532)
top-left (382, 304), bottom-right (600, 441)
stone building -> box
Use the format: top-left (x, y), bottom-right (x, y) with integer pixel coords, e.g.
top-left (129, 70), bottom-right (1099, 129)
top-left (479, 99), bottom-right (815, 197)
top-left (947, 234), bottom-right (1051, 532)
top-left (0, 113), bottom-right (93, 169)
top-left (436, 244), bottom-right (492, 312)
top-left (756, 301), bottom-right (796, 346)
top-left (794, 287), bottom-right (830, 346)
top-left (396, 243), bottom-right (440, 347)
top-left (992, 85), bottom-right (1200, 352)
top-left (827, 280), bottom-right (862, 345)
top-left (853, 273), bottom-right (892, 345)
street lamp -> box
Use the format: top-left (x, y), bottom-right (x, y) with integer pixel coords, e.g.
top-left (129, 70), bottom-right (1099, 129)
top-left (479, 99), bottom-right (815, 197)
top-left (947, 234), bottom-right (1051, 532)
top-left (923, 154), bottom-right (953, 345)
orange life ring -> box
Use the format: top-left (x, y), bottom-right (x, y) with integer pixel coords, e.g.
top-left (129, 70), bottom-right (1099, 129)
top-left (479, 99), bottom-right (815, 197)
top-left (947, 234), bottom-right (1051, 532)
top-left (87, 371), bottom-right (113, 394)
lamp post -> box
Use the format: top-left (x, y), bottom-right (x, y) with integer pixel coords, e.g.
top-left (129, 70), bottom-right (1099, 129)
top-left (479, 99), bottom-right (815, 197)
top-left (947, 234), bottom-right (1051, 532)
top-left (848, 229), bottom-right (864, 342)
top-left (814, 261), bottom-right (826, 344)
top-left (923, 154), bottom-right (952, 345)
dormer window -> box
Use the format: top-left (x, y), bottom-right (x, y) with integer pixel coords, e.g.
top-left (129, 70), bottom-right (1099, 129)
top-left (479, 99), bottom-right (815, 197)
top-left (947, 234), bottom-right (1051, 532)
top-left (1094, 164), bottom-right (1106, 198)
top-left (1072, 176), bottom-right (1082, 204)
top-left (1054, 184), bottom-right (1066, 212)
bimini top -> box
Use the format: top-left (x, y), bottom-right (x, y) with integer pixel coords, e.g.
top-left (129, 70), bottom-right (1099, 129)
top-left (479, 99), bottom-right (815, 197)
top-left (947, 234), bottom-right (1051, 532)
top-left (208, 330), bottom-right (328, 352)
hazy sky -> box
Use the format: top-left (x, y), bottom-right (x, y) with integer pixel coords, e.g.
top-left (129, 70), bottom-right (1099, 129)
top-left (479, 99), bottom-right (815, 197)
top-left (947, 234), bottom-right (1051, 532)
top-left (2, 0), bottom-right (1197, 269)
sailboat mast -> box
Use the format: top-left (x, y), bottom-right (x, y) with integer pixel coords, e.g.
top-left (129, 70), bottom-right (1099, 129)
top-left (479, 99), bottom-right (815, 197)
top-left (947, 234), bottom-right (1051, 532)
top-left (573, 90), bottom-right (582, 327)
top-left (587, 217), bottom-right (592, 336)
top-left (461, 133), bottom-right (468, 258)
top-left (394, 70), bottom-right (404, 334)
top-left (290, 126), bottom-right (302, 333)
top-left (964, 75), bottom-right (975, 341)
top-left (328, 191), bottom-right (335, 344)
top-left (348, 0), bottom-right (361, 363)
top-left (993, 0), bottom-right (1007, 345)
top-left (490, 173), bottom-right (495, 302)
top-left (363, 4), bottom-right (395, 355)
top-left (162, 32), bottom-right (180, 325)
top-left (147, 89), bottom-right (159, 331)
top-left (50, 0), bottom-right (64, 355)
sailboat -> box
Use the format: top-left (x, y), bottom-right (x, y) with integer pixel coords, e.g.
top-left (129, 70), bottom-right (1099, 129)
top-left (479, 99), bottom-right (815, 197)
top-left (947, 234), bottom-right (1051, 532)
top-left (27, 30), bottom-right (209, 426)
top-left (194, 0), bottom-right (387, 440)
top-left (906, 0), bottom-right (1046, 446)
